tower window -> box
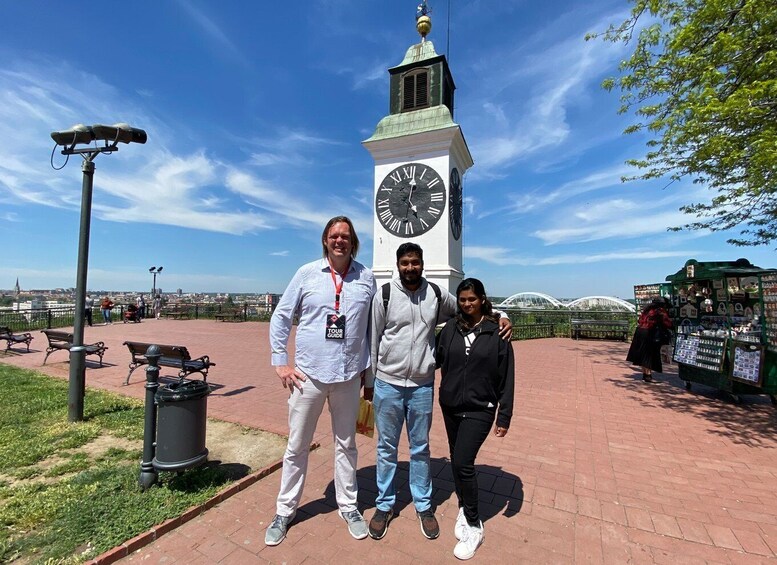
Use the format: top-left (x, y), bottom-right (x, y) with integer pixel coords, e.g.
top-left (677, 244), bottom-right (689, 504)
top-left (402, 69), bottom-right (429, 111)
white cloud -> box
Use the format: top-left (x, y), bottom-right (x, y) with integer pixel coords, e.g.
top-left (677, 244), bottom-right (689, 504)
top-left (465, 11), bottom-right (629, 172)
top-left (465, 245), bottom-right (696, 266)
top-left (174, 0), bottom-right (252, 68)
top-left (270, 250), bottom-right (290, 257)
top-left (0, 60), bottom-right (373, 240)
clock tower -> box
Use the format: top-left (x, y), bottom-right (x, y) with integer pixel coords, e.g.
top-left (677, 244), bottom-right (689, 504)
top-left (363, 7), bottom-right (473, 293)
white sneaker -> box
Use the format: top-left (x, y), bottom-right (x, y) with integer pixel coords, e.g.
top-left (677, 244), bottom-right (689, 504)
top-left (454, 507), bottom-right (466, 541)
top-left (453, 520), bottom-right (484, 560)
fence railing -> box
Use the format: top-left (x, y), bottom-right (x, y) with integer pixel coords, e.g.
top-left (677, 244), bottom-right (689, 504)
top-left (0, 303), bottom-right (273, 332)
top-left (503, 309), bottom-right (637, 340)
top-left (0, 305), bottom-right (636, 340)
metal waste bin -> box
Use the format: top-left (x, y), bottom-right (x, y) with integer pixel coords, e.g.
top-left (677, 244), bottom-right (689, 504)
top-left (153, 379), bottom-right (210, 471)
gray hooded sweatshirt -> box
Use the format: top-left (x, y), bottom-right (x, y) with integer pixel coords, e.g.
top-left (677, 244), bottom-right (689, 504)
top-left (368, 277), bottom-right (458, 388)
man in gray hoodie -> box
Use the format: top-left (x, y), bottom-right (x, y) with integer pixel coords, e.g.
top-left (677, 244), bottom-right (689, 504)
top-left (365, 243), bottom-right (511, 541)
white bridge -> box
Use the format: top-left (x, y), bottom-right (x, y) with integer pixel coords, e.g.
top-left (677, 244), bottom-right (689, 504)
top-left (495, 292), bottom-right (635, 312)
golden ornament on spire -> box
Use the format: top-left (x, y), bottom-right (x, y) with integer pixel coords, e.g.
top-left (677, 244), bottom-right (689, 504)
top-left (416, 1), bottom-right (432, 40)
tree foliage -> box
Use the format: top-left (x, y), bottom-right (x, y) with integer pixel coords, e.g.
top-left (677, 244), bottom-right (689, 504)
top-left (591, 0), bottom-right (777, 245)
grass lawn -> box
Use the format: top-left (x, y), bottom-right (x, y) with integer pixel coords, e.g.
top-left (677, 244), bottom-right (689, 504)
top-left (0, 363), bottom-right (240, 564)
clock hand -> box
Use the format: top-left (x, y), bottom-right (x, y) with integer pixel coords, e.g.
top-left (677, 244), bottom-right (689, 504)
top-left (406, 179), bottom-right (418, 216)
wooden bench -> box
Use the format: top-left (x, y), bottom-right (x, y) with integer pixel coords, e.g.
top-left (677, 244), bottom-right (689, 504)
top-left (214, 309), bottom-right (244, 322)
top-left (570, 319), bottom-right (629, 342)
top-left (41, 329), bottom-right (108, 366)
top-left (122, 341), bottom-right (215, 385)
top-left (0, 326), bottom-right (33, 352)
top-left (161, 307), bottom-right (191, 320)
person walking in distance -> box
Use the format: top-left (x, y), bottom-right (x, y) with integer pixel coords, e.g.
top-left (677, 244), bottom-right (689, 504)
top-left (100, 296), bottom-right (114, 324)
top-left (366, 243), bottom-right (512, 541)
top-left (84, 295), bottom-right (94, 327)
top-left (436, 278), bottom-right (514, 560)
top-left (265, 216), bottom-right (376, 546)
top-left (136, 294), bottom-right (146, 321)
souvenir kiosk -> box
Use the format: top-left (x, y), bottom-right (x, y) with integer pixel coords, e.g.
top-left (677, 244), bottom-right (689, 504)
top-left (663, 258), bottom-right (777, 403)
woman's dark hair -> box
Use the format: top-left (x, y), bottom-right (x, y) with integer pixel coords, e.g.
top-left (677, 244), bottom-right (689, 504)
top-left (321, 216), bottom-right (359, 259)
top-left (455, 277), bottom-right (498, 330)
top-left (642, 297), bottom-right (668, 315)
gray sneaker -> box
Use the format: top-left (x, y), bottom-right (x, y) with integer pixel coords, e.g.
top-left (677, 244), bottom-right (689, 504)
top-left (265, 513), bottom-right (294, 546)
top-left (339, 509), bottom-right (369, 540)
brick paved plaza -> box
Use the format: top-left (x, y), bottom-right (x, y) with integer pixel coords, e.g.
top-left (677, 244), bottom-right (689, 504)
top-left (3, 319), bottom-right (777, 563)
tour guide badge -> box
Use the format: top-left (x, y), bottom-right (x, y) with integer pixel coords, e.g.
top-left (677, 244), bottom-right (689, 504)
top-left (326, 313), bottom-right (346, 340)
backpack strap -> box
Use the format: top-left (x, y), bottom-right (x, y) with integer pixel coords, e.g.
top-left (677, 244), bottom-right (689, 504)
top-left (428, 282), bottom-right (442, 324)
top-left (382, 283), bottom-right (391, 313)
top-left (383, 281), bottom-right (442, 323)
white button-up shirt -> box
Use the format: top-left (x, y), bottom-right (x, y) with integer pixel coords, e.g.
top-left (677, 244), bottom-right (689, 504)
top-left (270, 258), bottom-right (376, 383)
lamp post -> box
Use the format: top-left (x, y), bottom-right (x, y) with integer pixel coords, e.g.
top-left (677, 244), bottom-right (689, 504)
top-left (51, 123), bottom-right (147, 422)
top-left (149, 266), bottom-right (163, 296)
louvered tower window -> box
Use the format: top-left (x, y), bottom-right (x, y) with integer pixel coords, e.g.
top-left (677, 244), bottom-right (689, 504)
top-left (402, 69), bottom-right (429, 111)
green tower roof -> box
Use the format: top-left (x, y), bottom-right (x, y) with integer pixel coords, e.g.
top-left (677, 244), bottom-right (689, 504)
top-left (392, 40), bottom-right (440, 68)
top-left (364, 105), bottom-right (457, 143)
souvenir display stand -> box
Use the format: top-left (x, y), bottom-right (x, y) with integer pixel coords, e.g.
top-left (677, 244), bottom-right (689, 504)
top-left (662, 258), bottom-right (777, 403)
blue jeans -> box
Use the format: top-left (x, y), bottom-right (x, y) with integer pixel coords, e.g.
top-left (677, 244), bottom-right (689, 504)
top-left (374, 379), bottom-right (433, 512)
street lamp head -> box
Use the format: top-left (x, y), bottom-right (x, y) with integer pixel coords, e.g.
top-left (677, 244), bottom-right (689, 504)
top-left (51, 123), bottom-right (147, 150)
top-left (157, 267), bottom-right (163, 273)
top-left (92, 123), bottom-right (147, 145)
top-left (149, 266), bottom-right (156, 272)
top-left (50, 124), bottom-right (94, 146)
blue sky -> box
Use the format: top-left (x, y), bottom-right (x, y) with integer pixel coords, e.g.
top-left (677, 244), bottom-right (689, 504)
top-left (1, 1), bottom-right (773, 299)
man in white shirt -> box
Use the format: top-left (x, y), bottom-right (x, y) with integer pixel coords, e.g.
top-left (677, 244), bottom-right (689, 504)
top-left (265, 216), bottom-right (376, 546)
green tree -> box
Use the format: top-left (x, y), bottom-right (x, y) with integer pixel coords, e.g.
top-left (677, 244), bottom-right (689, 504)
top-left (591, 0), bottom-right (777, 245)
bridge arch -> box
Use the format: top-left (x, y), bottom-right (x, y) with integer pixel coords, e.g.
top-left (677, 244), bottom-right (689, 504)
top-left (565, 296), bottom-right (635, 312)
top-left (495, 292), bottom-right (566, 309)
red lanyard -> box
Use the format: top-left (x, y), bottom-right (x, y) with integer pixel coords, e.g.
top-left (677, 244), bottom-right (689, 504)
top-left (328, 259), bottom-right (350, 313)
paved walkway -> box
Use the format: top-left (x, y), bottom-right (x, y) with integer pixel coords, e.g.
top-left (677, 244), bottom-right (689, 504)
top-left (3, 320), bottom-right (777, 563)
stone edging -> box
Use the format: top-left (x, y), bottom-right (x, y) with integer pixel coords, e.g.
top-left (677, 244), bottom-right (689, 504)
top-left (86, 442), bottom-right (321, 565)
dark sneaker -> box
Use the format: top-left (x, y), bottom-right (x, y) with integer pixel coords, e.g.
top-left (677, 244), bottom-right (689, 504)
top-left (339, 509), bottom-right (369, 540)
top-left (265, 513), bottom-right (294, 546)
top-left (369, 508), bottom-right (394, 540)
top-left (417, 508), bottom-right (440, 539)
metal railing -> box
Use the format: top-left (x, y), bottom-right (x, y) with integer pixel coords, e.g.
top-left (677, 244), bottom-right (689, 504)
top-left (0, 303), bottom-right (274, 332)
top-left (503, 309), bottom-right (637, 340)
top-left (0, 305), bottom-right (636, 340)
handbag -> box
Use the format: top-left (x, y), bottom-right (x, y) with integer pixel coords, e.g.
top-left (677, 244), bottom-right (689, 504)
top-left (356, 398), bottom-right (374, 438)
top-left (652, 326), bottom-right (672, 346)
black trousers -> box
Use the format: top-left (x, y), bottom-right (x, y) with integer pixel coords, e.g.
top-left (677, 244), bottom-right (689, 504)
top-left (84, 308), bottom-right (92, 326)
top-left (441, 409), bottom-right (492, 526)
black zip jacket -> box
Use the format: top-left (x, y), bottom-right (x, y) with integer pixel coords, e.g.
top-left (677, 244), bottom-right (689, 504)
top-left (436, 317), bottom-right (515, 429)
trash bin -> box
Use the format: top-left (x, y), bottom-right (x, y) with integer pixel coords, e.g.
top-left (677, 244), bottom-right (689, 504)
top-left (153, 379), bottom-right (210, 471)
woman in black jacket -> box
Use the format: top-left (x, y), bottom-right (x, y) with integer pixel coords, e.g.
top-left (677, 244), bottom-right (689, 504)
top-left (436, 278), bottom-right (514, 560)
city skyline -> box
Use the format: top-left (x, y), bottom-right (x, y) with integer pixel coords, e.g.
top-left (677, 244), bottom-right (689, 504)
top-left (1, 1), bottom-right (774, 299)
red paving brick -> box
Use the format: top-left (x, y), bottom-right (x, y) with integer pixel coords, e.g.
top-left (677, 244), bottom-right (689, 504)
top-left (4, 328), bottom-right (777, 563)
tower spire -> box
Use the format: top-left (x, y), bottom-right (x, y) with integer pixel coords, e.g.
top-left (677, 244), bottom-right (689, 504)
top-left (416, 1), bottom-right (432, 42)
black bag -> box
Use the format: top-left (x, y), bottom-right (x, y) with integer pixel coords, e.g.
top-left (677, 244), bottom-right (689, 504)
top-left (652, 326), bottom-right (672, 345)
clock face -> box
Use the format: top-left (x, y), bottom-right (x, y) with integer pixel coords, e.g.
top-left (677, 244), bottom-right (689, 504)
top-left (375, 162), bottom-right (445, 238)
top-left (449, 168), bottom-right (462, 240)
